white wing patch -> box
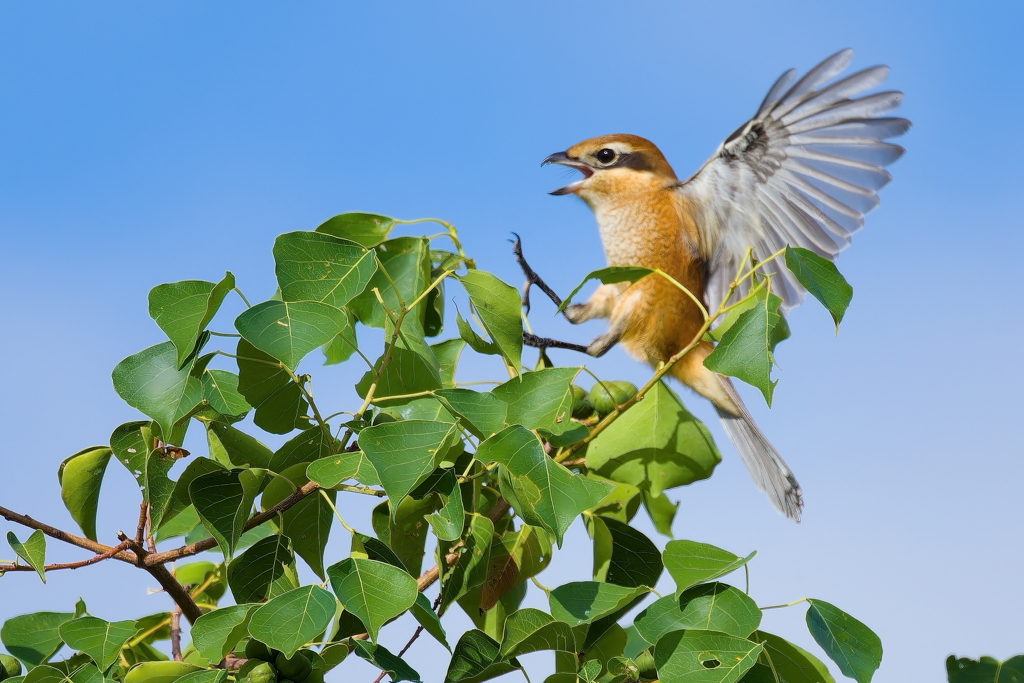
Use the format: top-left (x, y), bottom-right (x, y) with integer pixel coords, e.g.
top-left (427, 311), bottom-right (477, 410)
top-left (678, 49), bottom-right (910, 313)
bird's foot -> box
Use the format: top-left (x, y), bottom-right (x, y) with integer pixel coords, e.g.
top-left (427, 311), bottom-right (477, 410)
top-left (522, 333), bottom-right (589, 354)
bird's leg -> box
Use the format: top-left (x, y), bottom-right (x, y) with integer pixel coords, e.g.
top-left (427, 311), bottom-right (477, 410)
top-left (510, 233), bottom-right (564, 315)
top-left (523, 333), bottom-right (589, 354)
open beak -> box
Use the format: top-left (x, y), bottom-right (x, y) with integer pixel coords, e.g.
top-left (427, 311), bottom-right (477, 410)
top-left (542, 151), bottom-right (593, 195)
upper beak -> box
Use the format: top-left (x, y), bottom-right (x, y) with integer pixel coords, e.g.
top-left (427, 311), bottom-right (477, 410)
top-left (542, 151), bottom-right (593, 195)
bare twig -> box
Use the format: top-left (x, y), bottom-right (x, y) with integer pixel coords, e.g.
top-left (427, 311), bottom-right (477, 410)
top-left (170, 605), bottom-right (182, 661)
top-left (0, 540), bottom-right (131, 573)
top-left (135, 502), bottom-right (148, 546)
top-left (0, 505), bottom-right (136, 563)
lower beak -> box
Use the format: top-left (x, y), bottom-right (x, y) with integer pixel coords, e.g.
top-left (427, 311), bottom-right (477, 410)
top-left (542, 151), bottom-right (592, 195)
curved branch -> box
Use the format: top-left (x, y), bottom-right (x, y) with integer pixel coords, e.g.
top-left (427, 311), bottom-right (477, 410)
top-left (0, 505), bottom-right (136, 564)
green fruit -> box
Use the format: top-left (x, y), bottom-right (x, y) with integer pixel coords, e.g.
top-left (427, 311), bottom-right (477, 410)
top-left (570, 385), bottom-right (594, 419)
top-left (0, 654), bottom-right (22, 680)
top-left (245, 639), bottom-right (274, 662)
top-left (588, 381), bottom-right (637, 415)
top-left (276, 651), bottom-right (312, 682)
top-left (237, 660), bottom-right (278, 683)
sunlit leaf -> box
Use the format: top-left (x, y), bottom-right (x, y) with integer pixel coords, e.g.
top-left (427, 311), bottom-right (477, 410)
top-left (359, 420), bottom-right (460, 508)
top-left (0, 611), bottom-right (74, 667)
top-left (478, 426), bottom-right (611, 546)
top-left (58, 617), bottom-right (137, 671)
top-left (148, 272), bottom-right (235, 368)
top-left (191, 604), bottom-right (258, 663)
top-left (586, 381), bottom-right (720, 496)
top-left (111, 343), bottom-right (201, 438)
top-left (57, 446), bottom-right (112, 541)
top-left (663, 540), bottom-right (754, 597)
top-left (458, 270), bottom-right (523, 371)
top-left (434, 389), bottom-right (508, 439)
top-left (247, 586), bottom-right (337, 658)
top-left (110, 421), bottom-right (176, 530)
top-left (123, 661), bottom-right (202, 683)
top-left (549, 582), bottom-right (649, 627)
top-left (704, 292), bottom-right (788, 406)
top-left (327, 558), bottom-right (417, 642)
top-left (7, 531), bottom-right (46, 584)
top-left (654, 629), bottom-right (761, 683)
top-left (235, 300), bottom-right (347, 371)
top-left (274, 231), bottom-right (377, 308)
top-left (499, 609), bottom-right (577, 658)
top-left (785, 247), bottom-right (853, 330)
top-left (316, 212), bottom-right (396, 247)
top-left (491, 367), bottom-right (579, 435)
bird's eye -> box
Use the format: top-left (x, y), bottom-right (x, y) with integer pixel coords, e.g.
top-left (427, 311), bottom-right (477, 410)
top-left (596, 148), bottom-right (616, 164)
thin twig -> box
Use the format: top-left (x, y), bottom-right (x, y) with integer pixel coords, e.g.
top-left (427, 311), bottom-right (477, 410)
top-left (135, 502), bottom-right (148, 546)
top-left (0, 505), bottom-right (136, 563)
top-left (0, 540), bottom-right (130, 573)
top-left (170, 605), bottom-right (183, 661)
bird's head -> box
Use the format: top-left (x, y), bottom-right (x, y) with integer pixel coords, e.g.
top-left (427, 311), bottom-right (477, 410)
top-left (543, 134), bottom-right (677, 206)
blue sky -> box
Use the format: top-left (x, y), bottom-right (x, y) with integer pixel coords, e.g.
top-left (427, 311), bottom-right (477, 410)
top-left (1, 2), bottom-right (1022, 681)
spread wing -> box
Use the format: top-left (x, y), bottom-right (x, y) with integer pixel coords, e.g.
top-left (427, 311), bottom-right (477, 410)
top-left (677, 49), bottom-right (910, 313)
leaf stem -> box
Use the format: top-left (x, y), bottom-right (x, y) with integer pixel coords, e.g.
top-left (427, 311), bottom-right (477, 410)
top-left (759, 598), bottom-right (808, 610)
top-left (319, 490), bottom-right (356, 534)
top-left (232, 287), bottom-right (252, 308)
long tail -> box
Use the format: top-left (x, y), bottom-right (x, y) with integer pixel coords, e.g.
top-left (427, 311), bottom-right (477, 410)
top-left (715, 376), bottom-right (803, 521)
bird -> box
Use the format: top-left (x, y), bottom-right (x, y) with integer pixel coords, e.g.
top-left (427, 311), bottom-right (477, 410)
top-left (516, 49), bottom-right (909, 521)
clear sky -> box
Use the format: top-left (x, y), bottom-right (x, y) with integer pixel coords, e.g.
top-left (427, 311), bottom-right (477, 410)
top-left (1, 3), bottom-right (1021, 682)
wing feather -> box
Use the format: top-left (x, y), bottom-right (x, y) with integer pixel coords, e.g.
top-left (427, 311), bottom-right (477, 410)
top-left (679, 50), bottom-right (909, 312)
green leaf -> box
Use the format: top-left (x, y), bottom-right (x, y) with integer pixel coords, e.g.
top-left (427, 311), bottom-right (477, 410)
top-left (549, 582), bottom-right (649, 627)
top-left (704, 292), bottom-right (788, 406)
top-left (111, 343), bottom-right (201, 437)
top-left (235, 300), bottom-right (346, 371)
top-left (744, 631), bottom-right (836, 683)
top-left (458, 270), bottom-right (523, 371)
top-left (189, 469), bottom-right (263, 561)
top-left (0, 653), bottom-right (21, 678)
top-left (247, 586), bottom-right (336, 659)
top-left (123, 661), bottom-right (202, 683)
top-left (372, 496), bottom-right (436, 575)
top-left (654, 629), bottom-right (762, 683)
top-left (350, 640), bottom-right (421, 683)
top-left (306, 451), bottom-right (380, 489)
top-left (586, 381), bottom-right (721, 496)
top-left (190, 604), bottom-right (258, 663)
top-left (587, 516), bottom-right (662, 588)
top-left (434, 389), bottom-right (508, 439)
top-left (110, 421), bottom-right (177, 530)
top-left (176, 671), bottom-right (228, 683)
top-left (423, 469), bottom-right (466, 542)
top-left (164, 457), bottom-right (225, 527)
top-left (57, 447), bottom-right (112, 541)
top-left (1, 611), bottom-right (74, 667)
top-left (58, 617), bottom-right (136, 671)
top-left (633, 584), bottom-right (760, 645)
top-left (148, 273), bottom-right (235, 368)
top-left (642, 490), bottom-right (679, 537)
top-left (432, 338), bottom-right (466, 387)
top-left (269, 428), bottom-right (338, 474)
top-left (7, 531), bottom-right (46, 584)
top-left (491, 367), bottom-right (580, 435)
top-left (785, 247), bottom-right (853, 330)
top-left (411, 593), bottom-right (449, 651)
top-left (227, 534), bottom-right (297, 604)
top-left (348, 237), bottom-right (430, 329)
top-left (499, 609), bottom-right (577, 658)
top-left (274, 231), bottom-right (377, 308)
top-left (200, 370), bottom-right (251, 418)
top-left (326, 558), bottom-right (417, 642)
top-left (316, 212), bottom-right (396, 247)
top-left (355, 346), bottom-right (443, 403)
top-left (805, 599), bottom-right (882, 683)
top-left (663, 540), bottom-right (755, 597)
top-left (205, 422), bottom-right (274, 469)
top-left (579, 659), bottom-right (602, 683)
top-left (557, 266), bottom-right (654, 314)
top-left (677, 583), bottom-right (761, 638)
top-left (580, 624), bottom-right (628, 678)
top-left (444, 630), bottom-right (520, 683)
top-left (456, 309), bottom-right (500, 355)
top-left (235, 339), bottom-right (309, 434)
top-left (947, 655), bottom-right (1024, 683)
top-left (478, 426), bottom-right (612, 546)
top-left (322, 313), bottom-right (359, 366)
top-left (21, 665), bottom-right (67, 682)
top-left (260, 464), bottom-right (334, 579)
top-left (358, 420), bottom-right (461, 508)
top-left (440, 513), bottom-right (494, 611)
top-left (154, 506), bottom-right (201, 542)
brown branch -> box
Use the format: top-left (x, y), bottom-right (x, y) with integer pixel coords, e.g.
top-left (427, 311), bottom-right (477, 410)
top-left (170, 605), bottom-right (182, 661)
top-left (135, 502), bottom-right (148, 546)
top-left (0, 505), bottom-right (136, 564)
top-left (144, 480), bottom-right (322, 566)
top-left (146, 561), bottom-right (204, 624)
top-left (0, 541), bottom-right (131, 573)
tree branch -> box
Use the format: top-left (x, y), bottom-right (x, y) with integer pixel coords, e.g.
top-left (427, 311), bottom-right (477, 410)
top-left (0, 505), bottom-right (136, 564)
top-left (145, 559), bottom-right (204, 625)
top-left (170, 605), bottom-right (183, 661)
top-left (144, 480), bottom-right (322, 566)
